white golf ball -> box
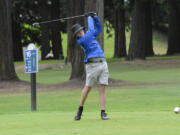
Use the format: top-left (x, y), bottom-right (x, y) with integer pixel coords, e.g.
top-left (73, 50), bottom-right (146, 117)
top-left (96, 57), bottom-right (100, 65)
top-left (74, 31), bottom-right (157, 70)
top-left (174, 107), bottom-right (180, 114)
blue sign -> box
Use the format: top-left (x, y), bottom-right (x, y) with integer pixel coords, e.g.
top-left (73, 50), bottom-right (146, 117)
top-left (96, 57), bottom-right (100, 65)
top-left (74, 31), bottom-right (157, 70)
top-left (24, 49), bottom-right (38, 73)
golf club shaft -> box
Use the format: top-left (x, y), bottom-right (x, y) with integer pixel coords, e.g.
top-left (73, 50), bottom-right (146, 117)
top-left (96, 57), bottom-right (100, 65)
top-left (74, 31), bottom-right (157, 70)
top-left (36, 14), bottom-right (85, 25)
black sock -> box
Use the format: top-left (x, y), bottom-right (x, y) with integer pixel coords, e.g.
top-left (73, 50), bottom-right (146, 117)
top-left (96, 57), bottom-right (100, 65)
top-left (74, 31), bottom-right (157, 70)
top-left (78, 106), bottom-right (83, 112)
top-left (101, 110), bottom-right (105, 113)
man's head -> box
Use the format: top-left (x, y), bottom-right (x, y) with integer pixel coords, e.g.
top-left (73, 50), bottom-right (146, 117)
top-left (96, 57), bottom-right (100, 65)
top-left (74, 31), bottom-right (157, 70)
top-left (72, 24), bottom-right (84, 38)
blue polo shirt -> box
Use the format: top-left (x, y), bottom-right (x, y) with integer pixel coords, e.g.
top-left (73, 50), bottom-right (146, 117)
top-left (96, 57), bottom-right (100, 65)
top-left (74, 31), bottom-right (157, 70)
top-left (77, 16), bottom-right (105, 63)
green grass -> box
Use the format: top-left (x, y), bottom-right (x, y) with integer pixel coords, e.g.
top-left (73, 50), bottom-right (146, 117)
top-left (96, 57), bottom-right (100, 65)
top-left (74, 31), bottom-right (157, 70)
top-left (153, 31), bottom-right (168, 55)
top-left (17, 67), bottom-right (71, 84)
top-left (1, 85), bottom-right (180, 135)
top-left (109, 63), bottom-right (180, 83)
top-left (15, 60), bottom-right (65, 66)
top-left (2, 60), bottom-right (180, 135)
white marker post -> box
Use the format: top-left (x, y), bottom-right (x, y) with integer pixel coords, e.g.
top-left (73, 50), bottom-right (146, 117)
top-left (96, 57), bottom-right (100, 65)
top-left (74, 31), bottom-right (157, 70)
top-left (24, 43), bottom-right (38, 111)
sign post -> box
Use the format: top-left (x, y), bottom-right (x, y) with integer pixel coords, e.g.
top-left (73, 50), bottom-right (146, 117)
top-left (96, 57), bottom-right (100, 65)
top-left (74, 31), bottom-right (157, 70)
top-left (31, 73), bottom-right (36, 111)
top-left (24, 43), bottom-right (38, 111)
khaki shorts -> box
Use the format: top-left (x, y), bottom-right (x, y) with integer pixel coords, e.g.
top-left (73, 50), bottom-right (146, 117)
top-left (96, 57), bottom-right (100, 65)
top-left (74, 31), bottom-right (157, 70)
top-left (85, 61), bottom-right (109, 87)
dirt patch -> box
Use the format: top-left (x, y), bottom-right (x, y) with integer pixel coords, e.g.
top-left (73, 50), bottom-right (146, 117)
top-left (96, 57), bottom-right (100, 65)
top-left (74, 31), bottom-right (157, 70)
top-left (0, 78), bottom-right (178, 93)
top-left (0, 81), bottom-right (30, 93)
top-left (0, 78), bottom-right (126, 93)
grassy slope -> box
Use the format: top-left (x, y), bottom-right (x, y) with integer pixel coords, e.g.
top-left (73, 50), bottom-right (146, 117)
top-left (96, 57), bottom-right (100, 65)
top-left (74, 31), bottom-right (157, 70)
top-left (2, 60), bottom-right (180, 135)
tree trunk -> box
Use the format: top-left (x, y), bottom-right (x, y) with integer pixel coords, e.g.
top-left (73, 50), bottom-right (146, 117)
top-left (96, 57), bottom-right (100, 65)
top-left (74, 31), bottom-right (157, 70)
top-left (12, 16), bottom-right (23, 61)
top-left (51, 29), bottom-right (63, 59)
top-left (67, 0), bottom-right (85, 80)
top-left (0, 0), bottom-right (18, 80)
top-left (85, 0), bottom-right (104, 49)
top-left (40, 24), bottom-right (51, 60)
top-left (114, 0), bottom-right (127, 58)
top-left (167, 0), bottom-right (180, 55)
top-left (39, 0), bottom-right (51, 60)
top-left (128, 0), bottom-right (153, 60)
top-left (145, 2), bottom-right (154, 56)
top-left (51, 0), bottom-right (64, 60)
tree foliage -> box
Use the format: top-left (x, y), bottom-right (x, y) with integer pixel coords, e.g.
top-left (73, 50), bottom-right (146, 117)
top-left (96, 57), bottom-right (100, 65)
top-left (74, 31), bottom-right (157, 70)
top-left (12, 0), bottom-right (67, 60)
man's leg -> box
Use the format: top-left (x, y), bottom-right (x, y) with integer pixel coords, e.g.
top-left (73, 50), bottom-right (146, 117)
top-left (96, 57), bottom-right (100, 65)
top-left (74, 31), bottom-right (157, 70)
top-left (98, 84), bottom-right (109, 120)
top-left (98, 84), bottom-right (106, 110)
top-left (80, 86), bottom-right (92, 106)
top-left (74, 86), bottom-right (92, 120)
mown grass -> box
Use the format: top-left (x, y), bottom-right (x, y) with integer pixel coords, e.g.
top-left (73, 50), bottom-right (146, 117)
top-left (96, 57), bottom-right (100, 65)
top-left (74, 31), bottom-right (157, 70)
top-left (3, 57), bottom-right (180, 135)
top-left (1, 80), bottom-right (180, 135)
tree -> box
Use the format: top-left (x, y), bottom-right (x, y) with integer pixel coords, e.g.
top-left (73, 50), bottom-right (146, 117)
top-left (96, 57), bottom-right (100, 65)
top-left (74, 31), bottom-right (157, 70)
top-left (128, 0), bottom-right (153, 60)
top-left (145, 2), bottom-right (154, 56)
top-left (152, 0), bottom-right (168, 33)
top-left (12, 0), bottom-right (23, 61)
top-left (0, 0), bottom-right (18, 80)
top-left (167, 0), bottom-right (180, 55)
top-left (113, 0), bottom-right (127, 58)
top-left (104, 0), bottom-right (130, 58)
top-left (50, 0), bottom-right (64, 59)
top-left (67, 0), bottom-right (85, 80)
top-left (39, 0), bottom-right (51, 60)
top-left (31, 0), bottom-right (65, 60)
top-left (12, 16), bottom-right (23, 61)
top-left (12, 0), bottom-right (44, 60)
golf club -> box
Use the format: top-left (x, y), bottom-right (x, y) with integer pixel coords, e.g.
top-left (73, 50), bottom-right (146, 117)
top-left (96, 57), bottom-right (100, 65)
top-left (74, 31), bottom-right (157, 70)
top-left (32, 12), bottom-right (96, 27)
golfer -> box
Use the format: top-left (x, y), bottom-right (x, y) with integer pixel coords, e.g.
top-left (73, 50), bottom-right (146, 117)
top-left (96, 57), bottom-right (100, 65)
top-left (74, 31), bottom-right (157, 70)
top-left (72, 13), bottom-right (109, 120)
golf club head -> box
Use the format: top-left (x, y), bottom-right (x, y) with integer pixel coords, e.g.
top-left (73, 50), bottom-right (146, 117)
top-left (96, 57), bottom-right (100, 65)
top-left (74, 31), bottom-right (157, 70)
top-left (32, 22), bottom-right (39, 27)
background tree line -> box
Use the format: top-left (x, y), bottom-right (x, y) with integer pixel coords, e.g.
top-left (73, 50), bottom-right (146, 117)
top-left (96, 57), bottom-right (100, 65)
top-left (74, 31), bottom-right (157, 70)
top-left (0, 0), bottom-right (180, 81)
